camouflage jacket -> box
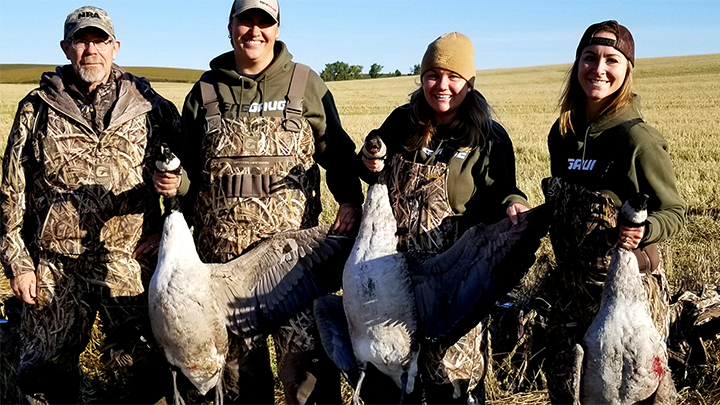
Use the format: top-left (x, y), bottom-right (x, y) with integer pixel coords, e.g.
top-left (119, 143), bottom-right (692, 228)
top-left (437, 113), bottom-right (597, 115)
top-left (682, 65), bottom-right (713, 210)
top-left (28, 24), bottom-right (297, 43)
top-left (0, 64), bottom-right (181, 296)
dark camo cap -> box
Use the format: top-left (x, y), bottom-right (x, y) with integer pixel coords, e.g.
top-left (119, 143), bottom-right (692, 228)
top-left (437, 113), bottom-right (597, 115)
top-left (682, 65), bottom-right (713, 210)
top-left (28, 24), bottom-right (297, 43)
top-left (230, 0), bottom-right (279, 23)
top-left (576, 20), bottom-right (635, 66)
top-left (64, 6), bottom-right (115, 41)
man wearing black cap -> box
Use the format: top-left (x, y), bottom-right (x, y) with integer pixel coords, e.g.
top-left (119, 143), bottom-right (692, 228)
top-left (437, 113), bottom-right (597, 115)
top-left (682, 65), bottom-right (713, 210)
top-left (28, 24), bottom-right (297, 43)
top-left (1, 5), bottom-right (181, 404)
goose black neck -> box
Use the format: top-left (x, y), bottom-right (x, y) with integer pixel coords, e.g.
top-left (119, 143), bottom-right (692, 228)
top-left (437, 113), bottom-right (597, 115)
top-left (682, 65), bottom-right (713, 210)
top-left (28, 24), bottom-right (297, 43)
top-left (163, 195), bottom-right (181, 215)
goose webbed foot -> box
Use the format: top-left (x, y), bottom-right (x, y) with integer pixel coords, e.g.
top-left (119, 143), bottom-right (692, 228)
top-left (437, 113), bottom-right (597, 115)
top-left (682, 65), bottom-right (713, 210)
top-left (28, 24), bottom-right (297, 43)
top-left (171, 369), bottom-right (187, 405)
top-left (570, 343), bottom-right (583, 405)
top-left (352, 368), bottom-right (367, 405)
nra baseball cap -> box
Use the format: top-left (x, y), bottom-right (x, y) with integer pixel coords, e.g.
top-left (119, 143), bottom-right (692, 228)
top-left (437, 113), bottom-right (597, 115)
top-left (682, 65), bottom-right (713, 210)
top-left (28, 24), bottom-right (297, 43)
top-left (230, 0), bottom-right (280, 23)
top-left (64, 6), bottom-right (115, 41)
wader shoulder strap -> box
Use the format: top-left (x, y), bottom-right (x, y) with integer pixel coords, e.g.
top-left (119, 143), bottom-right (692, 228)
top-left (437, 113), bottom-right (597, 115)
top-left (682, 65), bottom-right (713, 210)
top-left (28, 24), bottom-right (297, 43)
top-left (199, 64), bottom-right (310, 135)
top-left (283, 63), bottom-right (310, 132)
top-left (199, 76), bottom-right (222, 135)
top-left (594, 117), bottom-right (645, 188)
top-left (607, 118), bottom-right (644, 140)
top-left (617, 117), bottom-right (644, 133)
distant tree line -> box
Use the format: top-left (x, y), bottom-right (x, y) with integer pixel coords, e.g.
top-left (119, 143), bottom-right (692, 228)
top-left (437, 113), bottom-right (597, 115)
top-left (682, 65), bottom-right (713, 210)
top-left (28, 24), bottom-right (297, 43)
top-left (320, 61), bottom-right (421, 82)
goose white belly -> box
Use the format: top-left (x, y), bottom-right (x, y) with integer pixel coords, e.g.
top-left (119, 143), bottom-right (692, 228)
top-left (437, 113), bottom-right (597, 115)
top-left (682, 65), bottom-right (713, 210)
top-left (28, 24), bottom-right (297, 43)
top-left (583, 249), bottom-right (666, 404)
top-left (149, 211), bottom-right (228, 395)
top-left (343, 252), bottom-right (418, 392)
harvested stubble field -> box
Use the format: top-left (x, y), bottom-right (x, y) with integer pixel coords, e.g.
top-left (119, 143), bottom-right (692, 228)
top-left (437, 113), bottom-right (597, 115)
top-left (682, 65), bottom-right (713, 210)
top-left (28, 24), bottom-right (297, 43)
top-left (1, 54), bottom-right (719, 404)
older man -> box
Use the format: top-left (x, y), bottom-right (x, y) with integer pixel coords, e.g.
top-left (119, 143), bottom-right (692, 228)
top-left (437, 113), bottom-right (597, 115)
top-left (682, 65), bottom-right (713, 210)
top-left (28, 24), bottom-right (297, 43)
top-left (1, 6), bottom-right (180, 403)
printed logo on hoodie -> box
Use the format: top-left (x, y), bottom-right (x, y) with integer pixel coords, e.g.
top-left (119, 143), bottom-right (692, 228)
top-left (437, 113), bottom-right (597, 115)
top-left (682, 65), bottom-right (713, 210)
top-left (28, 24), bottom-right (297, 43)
top-left (242, 100), bottom-right (287, 113)
top-left (567, 158), bottom-right (597, 171)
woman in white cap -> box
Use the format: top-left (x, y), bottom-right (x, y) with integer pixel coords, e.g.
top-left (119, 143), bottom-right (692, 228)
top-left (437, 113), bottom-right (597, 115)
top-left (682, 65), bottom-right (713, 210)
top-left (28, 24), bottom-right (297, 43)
top-left (540, 20), bottom-right (684, 402)
top-left (154, 0), bottom-right (362, 403)
top-left (359, 32), bottom-right (530, 403)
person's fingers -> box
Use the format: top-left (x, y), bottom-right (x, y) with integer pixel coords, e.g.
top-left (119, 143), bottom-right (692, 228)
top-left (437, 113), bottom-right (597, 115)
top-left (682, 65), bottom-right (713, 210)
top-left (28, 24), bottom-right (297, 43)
top-left (332, 213), bottom-right (351, 235)
top-left (20, 280), bottom-right (36, 305)
top-left (618, 225), bottom-right (643, 249)
top-left (331, 204), bottom-right (359, 235)
top-left (362, 156), bottom-right (384, 173)
top-left (507, 204), bottom-right (518, 225)
top-left (153, 172), bottom-right (180, 196)
top-left (337, 216), bottom-right (356, 235)
top-left (11, 274), bottom-right (36, 304)
top-left (133, 234), bottom-right (161, 258)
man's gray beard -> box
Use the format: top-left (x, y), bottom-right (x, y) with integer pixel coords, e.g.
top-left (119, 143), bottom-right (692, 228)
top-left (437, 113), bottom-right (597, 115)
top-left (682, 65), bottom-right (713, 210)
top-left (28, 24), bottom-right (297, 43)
top-left (77, 65), bottom-right (107, 86)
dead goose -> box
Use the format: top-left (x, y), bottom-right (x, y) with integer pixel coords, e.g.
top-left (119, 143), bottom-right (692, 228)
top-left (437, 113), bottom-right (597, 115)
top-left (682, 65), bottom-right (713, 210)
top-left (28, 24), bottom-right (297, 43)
top-left (149, 146), bottom-right (351, 403)
top-left (315, 180), bottom-right (549, 404)
top-left (574, 194), bottom-right (676, 404)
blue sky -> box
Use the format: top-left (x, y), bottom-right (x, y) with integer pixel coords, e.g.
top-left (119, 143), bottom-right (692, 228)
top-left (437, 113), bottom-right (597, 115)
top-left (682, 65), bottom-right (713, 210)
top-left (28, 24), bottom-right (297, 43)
top-left (1, 0), bottom-right (719, 74)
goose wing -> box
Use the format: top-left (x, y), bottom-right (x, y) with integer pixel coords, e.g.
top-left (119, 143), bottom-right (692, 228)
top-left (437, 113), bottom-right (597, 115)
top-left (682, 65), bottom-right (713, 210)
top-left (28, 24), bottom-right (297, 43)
top-left (411, 204), bottom-right (549, 344)
top-left (211, 225), bottom-right (352, 340)
top-left (313, 294), bottom-right (361, 387)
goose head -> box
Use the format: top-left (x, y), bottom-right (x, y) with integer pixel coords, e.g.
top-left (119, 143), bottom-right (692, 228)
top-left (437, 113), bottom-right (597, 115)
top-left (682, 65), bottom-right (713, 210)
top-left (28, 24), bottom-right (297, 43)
top-left (620, 193), bottom-right (649, 228)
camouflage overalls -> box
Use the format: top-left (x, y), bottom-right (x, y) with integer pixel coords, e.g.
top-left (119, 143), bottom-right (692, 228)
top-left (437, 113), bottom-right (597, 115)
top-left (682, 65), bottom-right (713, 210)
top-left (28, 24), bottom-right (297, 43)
top-left (187, 66), bottom-right (337, 404)
top-left (0, 65), bottom-right (181, 403)
top-left (540, 176), bottom-right (671, 403)
top-left (377, 153), bottom-right (489, 403)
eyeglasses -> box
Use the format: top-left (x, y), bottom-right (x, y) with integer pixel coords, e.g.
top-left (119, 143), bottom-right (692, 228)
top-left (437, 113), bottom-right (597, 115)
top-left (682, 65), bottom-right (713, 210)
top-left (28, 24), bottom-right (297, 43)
top-left (69, 38), bottom-right (113, 51)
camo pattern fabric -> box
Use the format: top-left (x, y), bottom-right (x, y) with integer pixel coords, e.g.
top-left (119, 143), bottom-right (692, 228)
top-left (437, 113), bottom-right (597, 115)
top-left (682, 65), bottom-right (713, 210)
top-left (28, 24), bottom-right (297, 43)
top-left (542, 176), bottom-right (670, 338)
top-left (422, 320), bottom-right (489, 399)
top-left (272, 307), bottom-right (316, 368)
top-left (540, 176), bottom-right (671, 402)
top-left (385, 153), bottom-right (485, 401)
top-left (17, 252), bottom-right (157, 403)
top-left (385, 153), bottom-right (457, 256)
top-left (0, 72), bottom-right (174, 297)
top-left (193, 116), bottom-right (321, 262)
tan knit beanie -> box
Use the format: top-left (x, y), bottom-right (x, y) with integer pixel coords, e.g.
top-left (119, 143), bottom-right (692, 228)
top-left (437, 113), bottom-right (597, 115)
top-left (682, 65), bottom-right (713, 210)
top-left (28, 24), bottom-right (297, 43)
top-left (420, 32), bottom-right (476, 85)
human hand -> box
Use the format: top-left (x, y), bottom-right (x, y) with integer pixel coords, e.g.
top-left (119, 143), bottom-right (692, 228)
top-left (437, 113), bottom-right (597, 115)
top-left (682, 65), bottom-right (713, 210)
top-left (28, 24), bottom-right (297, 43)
top-left (133, 233), bottom-right (162, 259)
top-left (153, 172), bottom-right (181, 197)
top-left (362, 155), bottom-right (385, 173)
top-left (618, 224), bottom-right (644, 249)
top-left (331, 203), bottom-right (360, 235)
top-left (10, 271), bottom-right (37, 305)
top-left (506, 203), bottom-right (530, 225)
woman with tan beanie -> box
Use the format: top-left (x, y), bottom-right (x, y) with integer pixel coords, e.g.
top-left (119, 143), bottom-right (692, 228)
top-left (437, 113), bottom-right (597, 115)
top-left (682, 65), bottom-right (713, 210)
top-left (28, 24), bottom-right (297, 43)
top-left (540, 20), bottom-right (684, 402)
top-left (358, 32), bottom-right (530, 403)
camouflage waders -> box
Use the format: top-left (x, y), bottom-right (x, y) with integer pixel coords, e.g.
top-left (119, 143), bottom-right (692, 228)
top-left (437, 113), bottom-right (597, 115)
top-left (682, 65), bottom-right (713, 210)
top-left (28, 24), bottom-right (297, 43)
top-left (192, 66), bottom-right (339, 404)
top-left (382, 154), bottom-right (487, 403)
top-left (194, 115), bottom-right (321, 263)
top-left (0, 68), bottom-right (177, 403)
top-left (540, 177), bottom-right (671, 403)
top-left (17, 253), bottom-right (165, 404)
top-left (386, 154), bottom-right (457, 255)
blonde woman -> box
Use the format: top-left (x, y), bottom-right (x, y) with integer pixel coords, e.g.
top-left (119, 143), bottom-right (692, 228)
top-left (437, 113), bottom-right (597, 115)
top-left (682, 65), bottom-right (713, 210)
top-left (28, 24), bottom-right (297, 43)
top-left (542, 20), bottom-right (685, 402)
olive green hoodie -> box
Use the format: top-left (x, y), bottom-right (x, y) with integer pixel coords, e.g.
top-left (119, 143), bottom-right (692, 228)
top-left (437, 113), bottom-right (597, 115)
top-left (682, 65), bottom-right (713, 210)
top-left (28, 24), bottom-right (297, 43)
top-left (548, 96), bottom-right (685, 244)
top-left (179, 41), bottom-right (363, 210)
